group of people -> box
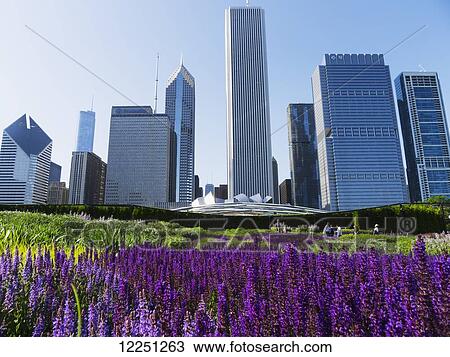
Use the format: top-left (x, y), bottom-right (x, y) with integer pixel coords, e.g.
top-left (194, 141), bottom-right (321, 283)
top-left (322, 223), bottom-right (342, 238)
top-left (322, 222), bottom-right (381, 237)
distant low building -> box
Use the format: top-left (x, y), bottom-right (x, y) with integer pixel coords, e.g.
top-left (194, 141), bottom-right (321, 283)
top-left (215, 184), bottom-right (228, 200)
top-left (48, 182), bottom-right (69, 204)
top-left (205, 184), bottom-right (214, 196)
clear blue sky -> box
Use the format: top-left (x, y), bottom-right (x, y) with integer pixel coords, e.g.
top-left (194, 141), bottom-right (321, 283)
top-left (1, 0), bottom-right (450, 189)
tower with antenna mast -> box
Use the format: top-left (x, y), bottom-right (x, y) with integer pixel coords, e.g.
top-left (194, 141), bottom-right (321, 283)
top-left (154, 53), bottom-right (160, 113)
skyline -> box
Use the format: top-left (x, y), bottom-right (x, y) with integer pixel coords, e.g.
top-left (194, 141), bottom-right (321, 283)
top-left (1, 0), bottom-right (450, 188)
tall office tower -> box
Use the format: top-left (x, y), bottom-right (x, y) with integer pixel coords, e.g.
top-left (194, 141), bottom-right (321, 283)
top-left (68, 151), bottom-right (106, 204)
top-left (225, 6), bottom-right (273, 199)
top-left (288, 103), bottom-right (320, 208)
top-left (396, 72), bottom-right (450, 201)
top-left (48, 182), bottom-right (69, 204)
top-left (272, 157), bottom-right (279, 203)
top-left (205, 184), bottom-right (214, 196)
top-left (312, 54), bottom-right (408, 211)
top-left (194, 175), bottom-right (203, 199)
top-left (76, 110), bottom-right (96, 152)
top-left (165, 61), bottom-right (195, 203)
top-left (105, 106), bottom-right (172, 206)
top-left (0, 114), bottom-right (52, 204)
top-left (214, 184), bottom-right (228, 200)
top-left (279, 179), bottom-right (293, 205)
top-left (49, 162), bottom-right (62, 182)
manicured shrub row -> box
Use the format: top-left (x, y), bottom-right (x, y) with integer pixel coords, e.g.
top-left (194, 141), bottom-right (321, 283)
top-left (0, 203), bottom-right (444, 233)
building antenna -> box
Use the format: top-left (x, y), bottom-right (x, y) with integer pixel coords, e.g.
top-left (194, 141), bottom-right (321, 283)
top-left (154, 52), bottom-right (160, 113)
top-left (90, 95), bottom-right (94, 111)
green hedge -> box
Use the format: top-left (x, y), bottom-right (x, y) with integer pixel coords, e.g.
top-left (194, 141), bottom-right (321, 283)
top-left (0, 203), bottom-right (444, 233)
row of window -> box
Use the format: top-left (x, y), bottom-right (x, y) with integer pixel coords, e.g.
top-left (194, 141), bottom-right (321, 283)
top-left (425, 158), bottom-right (450, 168)
top-left (333, 127), bottom-right (397, 137)
top-left (336, 173), bottom-right (401, 181)
top-left (331, 89), bottom-right (389, 96)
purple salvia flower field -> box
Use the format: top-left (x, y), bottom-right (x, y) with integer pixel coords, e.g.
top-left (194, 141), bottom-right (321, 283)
top-left (0, 240), bottom-right (448, 336)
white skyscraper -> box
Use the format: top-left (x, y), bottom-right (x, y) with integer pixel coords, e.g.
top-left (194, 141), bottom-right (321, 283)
top-left (225, 6), bottom-right (273, 199)
top-left (0, 114), bottom-right (52, 204)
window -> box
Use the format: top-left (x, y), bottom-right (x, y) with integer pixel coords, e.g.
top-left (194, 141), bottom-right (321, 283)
top-left (416, 99), bottom-right (440, 110)
top-left (414, 87), bottom-right (434, 98)
top-left (427, 170), bottom-right (450, 181)
top-left (422, 135), bottom-right (442, 145)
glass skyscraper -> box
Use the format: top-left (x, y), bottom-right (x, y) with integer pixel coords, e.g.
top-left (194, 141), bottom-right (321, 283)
top-left (104, 106), bottom-right (172, 206)
top-left (395, 72), bottom-right (450, 201)
top-left (76, 110), bottom-right (95, 152)
top-left (225, 6), bottom-right (273, 199)
top-left (165, 61), bottom-right (195, 203)
top-left (0, 114), bottom-right (52, 204)
top-left (312, 54), bottom-right (408, 211)
top-left (287, 103), bottom-right (320, 208)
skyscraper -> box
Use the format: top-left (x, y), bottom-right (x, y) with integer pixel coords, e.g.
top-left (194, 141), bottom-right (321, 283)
top-left (279, 179), bottom-right (293, 205)
top-left (68, 151), bottom-right (106, 204)
top-left (312, 54), bottom-right (408, 211)
top-left (104, 106), bottom-right (172, 206)
top-left (395, 72), bottom-right (450, 201)
top-left (49, 162), bottom-right (62, 183)
top-left (165, 61), bottom-right (195, 203)
top-left (272, 157), bottom-right (279, 204)
top-left (205, 184), bottom-right (214, 196)
top-left (76, 110), bottom-right (95, 152)
top-left (288, 103), bottom-right (320, 208)
top-left (225, 6), bottom-right (273, 199)
top-left (0, 114), bottom-right (52, 204)
top-left (194, 175), bottom-right (203, 199)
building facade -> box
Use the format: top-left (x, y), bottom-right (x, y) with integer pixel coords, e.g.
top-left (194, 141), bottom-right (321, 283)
top-left (215, 184), bottom-right (228, 200)
top-left (225, 6), bottom-right (273, 199)
top-left (68, 151), bottom-right (106, 204)
top-left (49, 162), bottom-right (62, 183)
top-left (205, 184), bottom-right (214, 197)
top-left (76, 110), bottom-right (95, 152)
top-left (396, 72), bottom-right (450, 201)
top-left (194, 175), bottom-right (203, 199)
top-left (165, 61), bottom-right (195, 203)
top-left (272, 157), bottom-right (279, 204)
top-left (312, 54), bottom-right (408, 211)
top-left (0, 115), bottom-right (52, 204)
top-left (104, 106), bottom-right (171, 206)
top-left (287, 103), bottom-right (320, 208)
top-left (48, 181), bottom-right (69, 204)
top-left (279, 179), bottom-right (293, 205)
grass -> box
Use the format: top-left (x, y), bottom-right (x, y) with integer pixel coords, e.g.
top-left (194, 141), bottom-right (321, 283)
top-left (1, 211), bottom-right (449, 255)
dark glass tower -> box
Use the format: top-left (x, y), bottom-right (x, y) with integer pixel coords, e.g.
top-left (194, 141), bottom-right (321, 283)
top-left (287, 103), bottom-right (320, 208)
top-left (395, 72), bottom-right (450, 201)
